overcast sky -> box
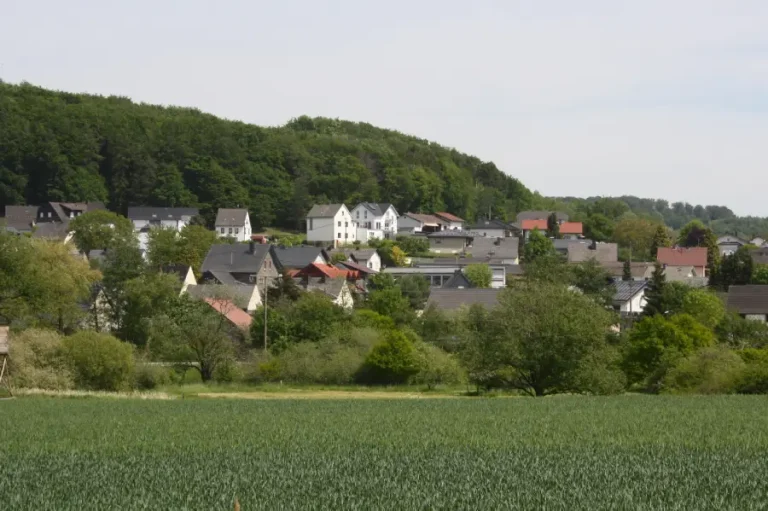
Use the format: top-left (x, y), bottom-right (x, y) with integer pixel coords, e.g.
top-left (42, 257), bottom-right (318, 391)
top-left (2, 1), bottom-right (768, 215)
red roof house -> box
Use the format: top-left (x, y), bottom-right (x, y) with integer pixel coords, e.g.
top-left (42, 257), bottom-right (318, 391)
top-left (204, 298), bottom-right (253, 330)
top-left (657, 247), bottom-right (708, 276)
top-left (295, 263), bottom-right (350, 280)
top-left (521, 219), bottom-right (583, 238)
top-left (521, 219), bottom-right (547, 231)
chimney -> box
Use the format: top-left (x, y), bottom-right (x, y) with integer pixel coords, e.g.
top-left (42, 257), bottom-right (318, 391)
top-left (249, 240), bottom-right (255, 254)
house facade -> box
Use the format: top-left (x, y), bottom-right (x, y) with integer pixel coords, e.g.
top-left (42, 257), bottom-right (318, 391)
top-left (127, 207), bottom-right (199, 252)
top-left (427, 231), bottom-right (474, 254)
top-left (727, 285), bottom-right (768, 322)
top-left (468, 219), bottom-right (509, 238)
top-left (613, 281), bottom-right (647, 315)
top-left (350, 203), bottom-right (398, 241)
top-left (306, 204), bottom-right (356, 246)
top-left (215, 209), bottom-right (251, 242)
top-left (434, 212), bottom-right (465, 231)
top-left (657, 247), bottom-right (708, 276)
top-left (201, 242), bottom-right (279, 288)
top-left (398, 213), bottom-right (443, 234)
top-left (717, 235), bottom-right (748, 256)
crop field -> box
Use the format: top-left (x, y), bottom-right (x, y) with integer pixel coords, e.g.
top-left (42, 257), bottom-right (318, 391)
top-left (2, 396), bottom-right (768, 510)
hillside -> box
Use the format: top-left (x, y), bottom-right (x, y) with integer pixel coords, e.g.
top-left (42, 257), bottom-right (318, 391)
top-left (0, 82), bottom-right (533, 230)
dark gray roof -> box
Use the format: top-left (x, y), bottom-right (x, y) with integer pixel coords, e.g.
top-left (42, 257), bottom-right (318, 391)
top-left (201, 244), bottom-right (272, 273)
top-left (568, 242), bottom-right (618, 263)
top-left (127, 207), bottom-right (198, 221)
top-left (330, 248), bottom-right (378, 262)
top-left (426, 288), bottom-right (502, 311)
top-left (727, 285), bottom-right (768, 315)
top-left (516, 211), bottom-right (569, 222)
top-left (32, 222), bottom-right (70, 239)
top-left (355, 202), bottom-right (397, 217)
top-left (554, 239), bottom-right (593, 251)
top-left (273, 246), bottom-right (329, 269)
top-left (427, 230), bottom-right (474, 238)
top-left (4, 205), bottom-right (37, 230)
top-left (215, 208), bottom-right (248, 227)
top-left (467, 219), bottom-right (509, 231)
top-left (205, 270), bottom-right (240, 286)
top-left (613, 281), bottom-right (647, 304)
top-left (303, 277), bottom-right (347, 300)
top-left (602, 262), bottom-right (654, 279)
top-left (442, 270), bottom-right (474, 289)
top-left (471, 236), bottom-right (519, 260)
top-left (306, 204), bottom-right (344, 218)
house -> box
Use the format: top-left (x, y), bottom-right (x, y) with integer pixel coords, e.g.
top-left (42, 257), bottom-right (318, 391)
top-left (601, 262), bottom-right (655, 281)
top-left (434, 212), bottom-right (465, 231)
top-left (470, 236), bottom-right (519, 264)
top-left (161, 264), bottom-right (198, 294)
top-left (553, 239), bottom-right (594, 256)
top-left (426, 231), bottom-right (474, 254)
top-left (442, 270), bottom-right (474, 289)
top-left (329, 248), bottom-right (382, 272)
top-left (127, 207), bottom-right (199, 252)
top-left (613, 281), bottom-right (647, 315)
top-left (385, 258), bottom-right (509, 289)
top-left (727, 285), bottom-right (768, 322)
top-left (350, 203), bottom-right (399, 240)
top-left (80, 284), bottom-right (115, 333)
top-left (398, 213), bottom-right (443, 234)
top-left (5, 202), bottom-right (104, 238)
top-left (521, 219), bottom-right (583, 240)
top-left (301, 277), bottom-right (355, 309)
top-left (215, 209), bottom-right (251, 242)
top-left (203, 298), bottom-right (253, 330)
top-left (306, 204), bottom-right (356, 246)
top-left (664, 266), bottom-right (709, 288)
top-left (426, 288), bottom-right (502, 312)
top-left (272, 246), bottom-right (330, 271)
top-left (751, 248), bottom-right (768, 265)
top-left (717, 235), bottom-right (748, 256)
top-left (4, 205), bottom-right (39, 233)
top-left (568, 242), bottom-right (618, 264)
top-left (335, 259), bottom-right (378, 280)
top-left (468, 219), bottom-right (509, 238)
top-left (751, 237), bottom-right (767, 247)
top-left (200, 241), bottom-right (279, 288)
top-left (516, 210), bottom-right (569, 223)
top-left (657, 247), bottom-right (708, 276)
top-left (186, 283), bottom-right (262, 312)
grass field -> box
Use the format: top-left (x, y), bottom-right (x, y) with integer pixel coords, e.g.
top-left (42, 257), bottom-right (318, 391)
top-left (2, 396), bottom-right (768, 510)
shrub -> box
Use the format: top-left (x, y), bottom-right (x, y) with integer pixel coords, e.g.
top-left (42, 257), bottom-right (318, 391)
top-left (352, 309), bottom-right (396, 332)
top-left (134, 364), bottom-right (172, 390)
top-left (62, 332), bottom-right (136, 391)
top-left (663, 347), bottom-right (745, 394)
top-left (571, 346), bottom-right (627, 395)
top-left (359, 330), bottom-right (420, 384)
top-left (8, 329), bottom-right (74, 390)
top-left (212, 359), bottom-right (242, 383)
top-left (734, 349), bottom-right (768, 394)
top-left (410, 343), bottom-right (465, 389)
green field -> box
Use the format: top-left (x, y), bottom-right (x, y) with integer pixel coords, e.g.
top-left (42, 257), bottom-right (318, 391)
top-left (2, 396), bottom-right (768, 510)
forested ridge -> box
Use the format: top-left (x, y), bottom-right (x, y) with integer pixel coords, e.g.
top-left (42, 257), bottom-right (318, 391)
top-left (0, 81), bottom-right (533, 230)
top-left (2, 81), bottom-right (767, 237)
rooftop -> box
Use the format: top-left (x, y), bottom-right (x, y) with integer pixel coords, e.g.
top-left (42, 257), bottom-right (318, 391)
top-left (355, 202), bottom-right (397, 217)
top-left (402, 213), bottom-right (442, 226)
top-left (201, 244), bottom-right (273, 274)
top-left (215, 208), bottom-right (249, 227)
top-left (613, 281), bottom-right (647, 304)
top-left (306, 204), bottom-right (345, 218)
top-left (434, 212), bottom-right (464, 223)
top-left (127, 207), bottom-right (199, 221)
top-left (204, 298), bottom-right (253, 330)
top-left (727, 285), bottom-right (768, 315)
top-left (427, 230), bottom-right (474, 239)
top-left (657, 247), bottom-right (707, 267)
top-left (467, 219), bottom-right (509, 230)
top-left (272, 246), bottom-right (328, 270)
top-left (426, 288), bottom-right (502, 311)
top-left (568, 242), bottom-right (618, 263)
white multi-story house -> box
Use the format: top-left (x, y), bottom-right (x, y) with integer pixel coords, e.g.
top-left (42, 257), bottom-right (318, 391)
top-left (306, 204), bottom-right (356, 246)
top-left (351, 203), bottom-right (398, 241)
top-left (127, 207), bottom-right (199, 253)
top-left (215, 208), bottom-right (251, 242)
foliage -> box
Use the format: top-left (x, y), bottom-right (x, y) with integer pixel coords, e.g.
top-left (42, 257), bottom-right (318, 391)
top-left (648, 224), bottom-right (673, 260)
top-left (753, 265), bottom-right (768, 285)
top-left (8, 328), bottom-right (74, 390)
top-left (622, 260), bottom-right (632, 281)
top-left (612, 218), bottom-right (662, 262)
top-left (660, 281), bottom-right (692, 316)
top-left (396, 275), bottom-right (431, 310)
top-left (415, 306), bottom-right (461, 352)
top-left (464, 264), bottom-right (492, 288)
top-left (395, 235), bottom-right (430, 255)
top-left (522, 229), bottom-right (555, 263)
top-left (571, 259), bottom-right (615, 307)
top-left (546, 212), bottom-right (560, 239)
top-left (410, 343), bottom-right (466, 389)
top-left (734, 349), bottom-right (768, 394)
top-left (147, 224), bottom-right (219, 275)
top-left (118, 272), bottom-right (180, 346)
top-left (523, 253), bottom-right (572, 285)
top-left (134, 363), bottom-right (172, 390)
top-left (677, 220), bottom-right (719, 269)
top-left (69, 210), bottom-right (134, 254)
top-left (331, 252), bottom-right (349, 264)
top-left (359, 330), bottom-right (421, 384)
top-left (711, 246), bottom-right (753, 290)
top-left (367, 287), bottom-right (414, 324)
top-left (680, 289), bottom-right (725, 329)
top-left (642, 262), bottom-right (667, 317)
top-left (716, 313), bottom-right (768, 349)
top-left (62, 331), bottom-right (135, 391)
top-left (583, 213), bottom-right (614, 242)
top-left (663, 347), bottom-right (745, 394)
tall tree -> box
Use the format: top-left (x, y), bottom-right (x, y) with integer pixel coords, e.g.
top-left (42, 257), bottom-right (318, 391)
top-left (642, 262), bottom-right (667, 317)
top-left (523, 229), bottom-right (555, 263)
top-left (712, 247), bottom-right (754, 291)
top-left (649, 225), bottom-right (673, 260)
top-left (69, 210), bottom-right (135, 254)
top-left (464, 264), bottom-right (493, 288)
top-left (622, 260), bottom-right (632, 281)
top-left (678, 220), bottom-right (719, 270)
top-left (546, 212), bottom-right (560, 239)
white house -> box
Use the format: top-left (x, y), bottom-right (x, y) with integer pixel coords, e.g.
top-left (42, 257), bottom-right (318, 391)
top-left (306, 204), bottom-right (356, 246)
top-left (350, 203), bottom-right (398, 241)
top-left (330, 248), bottom-right (382, 272)
top-left (215, 208), bottom-right (251, 242)
top-left (398, 213), bottom-right (442, 234)
top-left (613, 281), bottom-right (647, 315)
top-left (434, 212), bottom-right (465, 231)
top-left (127, 207), bottom-right (199, 253)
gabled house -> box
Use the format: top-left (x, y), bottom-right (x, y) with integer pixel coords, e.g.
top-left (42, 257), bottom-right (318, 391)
top-left (351, 203), bottom-right (399, 240)
top-left (186, 283), bottom-right (262, 312)
top-left (385, 258), bottom-right (509, 289)
top-left (717, 235), bottom-right (748, 256)
top-left (468, 219), bottom-right (509, 238)
top-left (4, 205), bottom-right (39, 234)
top-left (612, 281), bottom-right (647, 315)
top-left (664, 266), bottom-right (709, 288)
top-left (657, 247), bottom-right (708, 277)
top-left (442, 270), bottom-right (474, 289)
top-left (306, 204), bottom-right (356, 246)
top-left (470, 236), bottom-right (519, 265)
top-left (398, 213), bottom-right (443, 234)
top-left (727, 285), bottom-right (768, 322)
top-left (554, 239), bottom-right (594, 256)
top-left (427, 231), bottom-right (474, 254)
top-left (516, 210), bottom-right (569, 223)
top-left (215, 208), bottom-right (251, 242)
top-left (5, 202), bottom-right (104, 238)
top-left (200, 241), bottom-right (279, 288)
top-left (161, 264), bottom-right (198, 295)
top-left (568, 242), bottom-right (618, 264)
top-left (272, 246), bottom-right (330, 271)
top-left (426, 288), bottom-right (502, 313)
top-left (521, 219), bottom-right (583, 240)
top-left (127, 207), bottom-right (199, 253)
top-left (329, 248), bottom-right (382, 272)
top-left (751, 237), bottom-right (767, 248)
top-left (601, 261), bottom-right (655, 281)
top-left (434, 212), bottom-right (465, 231)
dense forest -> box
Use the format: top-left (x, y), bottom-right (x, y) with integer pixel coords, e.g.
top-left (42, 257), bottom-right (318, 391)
top-left (0, 82), bottom-right (533, 230)
top-left (1, 81), bottom-right (767, 237)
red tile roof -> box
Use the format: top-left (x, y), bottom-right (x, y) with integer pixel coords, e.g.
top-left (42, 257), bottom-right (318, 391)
top-left (559, 222), bottom-right (583, 235)
top-left (657, 247), bottom-right (707, 267)
top-left (521, 219), bottom-right (547, 231)
top-left (435, 212), bottom-right (464, 223)
top-left (204, 298), bottom-right (253, 330)
top-left (297, 263), bottom-right (349, 279)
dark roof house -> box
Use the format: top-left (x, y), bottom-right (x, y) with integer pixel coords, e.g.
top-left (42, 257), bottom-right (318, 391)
top-left (356, 202), bottom-right (398, 217)
top-left (215, 208), bottom-right (249, 227)
top-left (4, 206), bottom-right (38, 232)
top-left (727, 285), bottom-right (768, 316)
top-left (516, 211), bottom-right (569, 222)
top-left (426, 288), bottom-right (502, 312)
top-left (201, 243), bottom-right (274, 274)
top-left (127, 207), bottom-right (199, 221)
top-left (442, 270), bottom-right (474, 289)
top-left (272, 246), bottom-right (330, 270)
top-left (471, 236), bottom-right (519, 262)
top-left (306, 204), bottom-right (345, 218)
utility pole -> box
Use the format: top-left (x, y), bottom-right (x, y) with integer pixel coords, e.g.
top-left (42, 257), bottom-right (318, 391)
top-left (263, 277), bottom-right (268, 352)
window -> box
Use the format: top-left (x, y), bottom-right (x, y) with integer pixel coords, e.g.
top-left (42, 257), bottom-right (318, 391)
top-left (48, 212), bottom-right (52, 218)
top-left (235, 228), bottom-right (239, 234)
top-left (435, 239), bottom-right (442, 244)
top-left (229, 228), bottom-right (233, 234)
top-left (364, 211), bottom-right (368, 219)
top-left (309, 219), bottom-right (313, 230)
top-left (345, 233), bottom-right (348, 239)
top-left (220, 228), bottom-right (225, 234)
top-left (338, 233), bottom-right (342, 239)
top-left (356, 211), bottom-right (359, 218)
top-left (338, 221), bottom-right (341, 227)
top-left (368, 262), bottom-right (372, 268)
top-left (376, 222), bottom-right (381, 229)
top-left (345, 222), bottom-right (348, 227)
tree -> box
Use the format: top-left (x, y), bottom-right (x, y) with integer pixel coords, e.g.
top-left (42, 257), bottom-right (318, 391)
top-left (367, 287), bottom-right (414, 324)
top-left (464, 264), bottom-right (492, 288)
top-left (395, 235), bottom-right (430, 255)
top-left (754, 265), bottom-right (768, 285)
top-left (177, 225), bottom-right (219, 276)
top-left (360, 330), bottom-right (421, 384)
top-left (523, 253), bottom-right (573, 285)
top-left (101, 235), bottom-right (146, 332)
top-left (642, 262), bottom-right (667, 317)
top-left (523, 229), bottom-right (555, 263)
top-left (712, 247), bottom-right (753, 290)
top-left (146, 228), bottom-right (180, 271)
top-left (119, 272), bottom-right (180, 347)
top-left (546, 212), bottom-right (560, 239)
top-left (680, 289), bottom-right (725, 330)
top-left (649, 224), bottom-right (673, 260)
top-left (622, 260), bottom-right (632, 281)
top-left (288, 292), bottom-right (347, 343)
top-left (583, 213), bottom-right (614, 242)
top-left (571, 259), bottom-right (615, 307)
top-left (397, 275), bottom-right (431, 310)
top-left (69, 210), bottom-right (134, 254)
top-left (331, 252), bottom-right (349, 264)
top-left (459, 283), bottom-right (619, 396)
top-left (613, 218), bottom-right (661, 261)
top-left (678, 220), bottom-right (719, 270)
top-left (62, 331), bottom-right (135, 390)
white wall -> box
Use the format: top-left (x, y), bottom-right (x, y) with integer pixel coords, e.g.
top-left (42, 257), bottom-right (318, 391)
top-left (472, 228), bottom-right (506, 238)
top-left (352, 205), bottom-right (397, 237)
top-left (619, 291), bottom-right (647, 314)
top-left (216, 214), bottom-right (251, 242)
top-left (307, 205), bottom-right (356, 245)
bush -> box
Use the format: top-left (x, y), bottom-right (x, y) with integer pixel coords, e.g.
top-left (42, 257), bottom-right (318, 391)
top-left (359, 330), bottom-right (420, 384)
top-left (134, 364), bottom-right (172, 390)
top-left (734, 349), bottom-right (768, 394)
top-left (663, 347), bottom-right (745, 394)
top-left (62, 332), bottom-right (136, 391)
top-left (410, 343), bottom-right (465, 389)
top-left (571, 346), bottom-right (627, 395)
top-left (212, 359), bottom-right (242, 383)
top-left (8, 329), bottom-right (74, 390)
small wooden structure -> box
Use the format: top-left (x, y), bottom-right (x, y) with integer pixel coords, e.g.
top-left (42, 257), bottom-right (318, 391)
top-left (0, 326), bottom-right (12, 397)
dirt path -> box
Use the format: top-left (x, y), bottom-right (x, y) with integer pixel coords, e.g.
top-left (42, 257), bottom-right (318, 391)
top-left (198, 390), bottom-right (460, 400)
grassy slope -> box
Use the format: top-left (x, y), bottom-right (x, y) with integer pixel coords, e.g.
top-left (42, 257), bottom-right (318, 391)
top-left (2, 396), bottom-right (768, 509)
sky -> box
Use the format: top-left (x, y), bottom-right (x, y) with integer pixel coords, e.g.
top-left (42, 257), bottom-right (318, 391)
top-left (2, 0), bottom-right (768, 215)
